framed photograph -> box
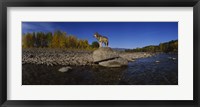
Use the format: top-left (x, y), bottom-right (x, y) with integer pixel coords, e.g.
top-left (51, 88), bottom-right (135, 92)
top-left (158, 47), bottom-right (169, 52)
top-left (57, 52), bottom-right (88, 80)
top-left (0, 0), bottom-right (199, 107)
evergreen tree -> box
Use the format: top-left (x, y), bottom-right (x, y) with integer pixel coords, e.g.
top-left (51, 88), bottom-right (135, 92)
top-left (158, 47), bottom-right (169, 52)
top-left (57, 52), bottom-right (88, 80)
top-left (91, 41), bottom-right (99, 48)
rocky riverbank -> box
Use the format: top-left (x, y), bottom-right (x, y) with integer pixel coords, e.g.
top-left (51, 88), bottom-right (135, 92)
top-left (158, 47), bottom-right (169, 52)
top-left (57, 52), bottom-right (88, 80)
top-left (22, 48), bottom-right (154, 66)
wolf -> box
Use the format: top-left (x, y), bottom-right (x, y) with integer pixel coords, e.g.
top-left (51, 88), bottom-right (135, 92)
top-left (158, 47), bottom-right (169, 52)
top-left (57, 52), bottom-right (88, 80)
top-left (94, 32), bottom-right (109, 47)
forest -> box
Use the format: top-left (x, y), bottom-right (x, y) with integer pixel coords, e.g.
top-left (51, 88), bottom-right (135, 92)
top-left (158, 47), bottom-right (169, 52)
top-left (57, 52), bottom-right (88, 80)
top-left (22, 30), bottom-right (178, 53)
top-left (22, 30), bottom-right (99, 49)
top-left (125, 40), bottom-right (178, 53)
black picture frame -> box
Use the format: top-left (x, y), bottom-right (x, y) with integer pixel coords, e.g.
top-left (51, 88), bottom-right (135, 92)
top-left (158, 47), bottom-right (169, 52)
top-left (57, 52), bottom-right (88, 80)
top-left (0, 0), bottom-right (199, 107)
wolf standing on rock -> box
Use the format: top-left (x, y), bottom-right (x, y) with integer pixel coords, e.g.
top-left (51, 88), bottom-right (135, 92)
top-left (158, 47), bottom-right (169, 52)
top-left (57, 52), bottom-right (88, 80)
top-left (94, 32), bottom-right (109, 47)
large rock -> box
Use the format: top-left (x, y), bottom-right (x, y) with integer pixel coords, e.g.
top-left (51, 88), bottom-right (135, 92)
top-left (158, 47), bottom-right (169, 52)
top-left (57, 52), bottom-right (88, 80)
top-left (93, 47), bottom-right (119, 62)
top-left (99, 57), bottom-right (128, 67)
top-left (93, 47), bottom-right (129, 67)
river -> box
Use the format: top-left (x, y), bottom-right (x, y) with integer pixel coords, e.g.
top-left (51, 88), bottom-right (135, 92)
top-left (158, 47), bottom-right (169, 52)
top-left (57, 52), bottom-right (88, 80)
top-left (22, 53), bottom-right (178, 85)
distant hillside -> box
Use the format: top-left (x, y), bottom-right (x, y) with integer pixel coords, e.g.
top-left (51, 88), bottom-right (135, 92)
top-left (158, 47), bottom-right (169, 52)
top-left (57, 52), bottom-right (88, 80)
top-left (125, 40), bottom-right (178, 53)
top-left (112, 48), bottom-right (128, 52)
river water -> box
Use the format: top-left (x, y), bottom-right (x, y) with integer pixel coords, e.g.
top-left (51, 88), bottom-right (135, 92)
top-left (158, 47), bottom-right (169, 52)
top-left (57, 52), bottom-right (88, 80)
top-left (22, 53), bottom-right (178, 85)
top-left (120, 53), bottom-right (178, 85)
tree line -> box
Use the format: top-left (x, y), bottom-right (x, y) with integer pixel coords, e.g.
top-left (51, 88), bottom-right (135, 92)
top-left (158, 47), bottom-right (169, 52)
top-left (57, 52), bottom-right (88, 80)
top-left (125, 40), bottom-right (178, 53)
top-left (22, 30), bottom-right (99, 49)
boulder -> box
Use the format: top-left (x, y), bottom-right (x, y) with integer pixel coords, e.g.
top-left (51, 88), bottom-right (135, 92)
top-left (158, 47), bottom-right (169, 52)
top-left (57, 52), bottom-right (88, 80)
top-left (58, 66), bottom-right (72, 72)
top-left (99, 57), bottom-right (128, 67)
top-left (93, 47), bottom-right (119, 62)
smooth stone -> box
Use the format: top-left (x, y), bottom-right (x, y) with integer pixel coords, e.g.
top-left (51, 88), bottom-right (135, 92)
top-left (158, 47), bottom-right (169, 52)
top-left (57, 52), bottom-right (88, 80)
top-left (58, 66), bottom-right (72, 72)
top-left (99, 57), bottom-right (128, 67)
top-left (93, 47), bottom-right (119, 62)
top-left (172, 58), bottom-right (176, 60)
top-left (155, 61), bottom-right (160, 63)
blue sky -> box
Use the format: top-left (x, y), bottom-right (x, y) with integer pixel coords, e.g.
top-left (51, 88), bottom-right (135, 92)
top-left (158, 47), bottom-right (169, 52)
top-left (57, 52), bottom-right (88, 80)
top-left (22, 22), bottom-right (178, 49)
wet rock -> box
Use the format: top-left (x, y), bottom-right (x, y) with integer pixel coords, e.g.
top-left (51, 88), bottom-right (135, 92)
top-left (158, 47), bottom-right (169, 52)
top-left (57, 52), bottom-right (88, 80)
top-left (99, 58), bottom-right (128, 67)
top-left (58, 66), bottom-right (72, 72)
top-left (93, 47), bottom-right (119, 63)
top-left (155, 60), bottom-right (160, 63)
top-left (172, 58), bottom-right (176, 60)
